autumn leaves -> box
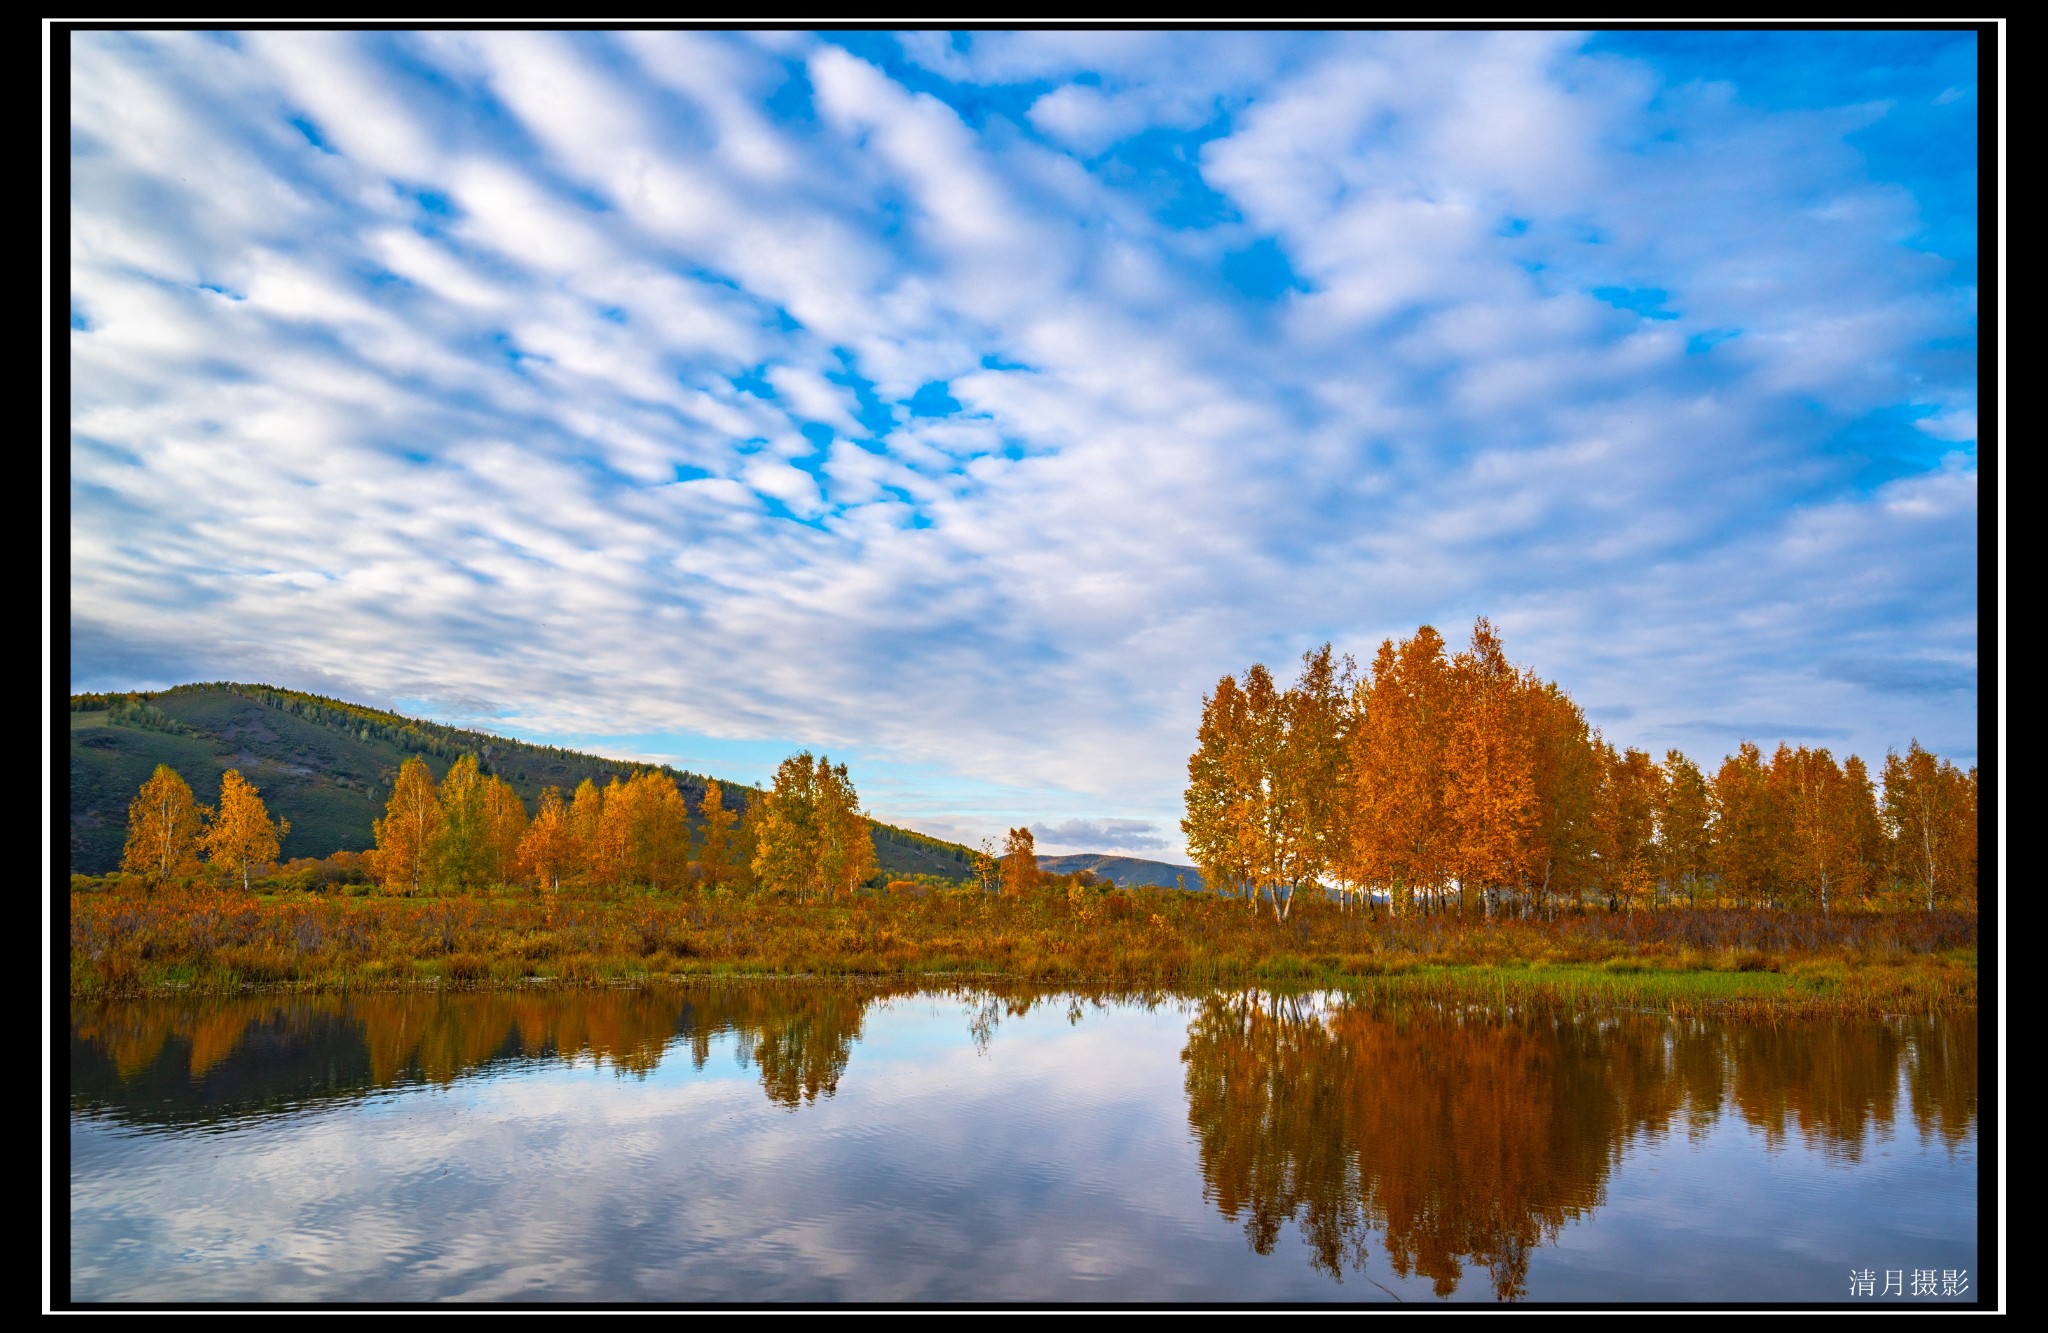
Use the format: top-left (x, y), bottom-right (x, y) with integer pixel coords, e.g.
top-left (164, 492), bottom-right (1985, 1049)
top-left (366, 752), bottom-right (876, 900)
top-left (1184, 620), bottom-right (1979, 918)
top-left (120, 746), bottom-right (882, 903)
top-left (120, 765), bottom-right (288, 893)
top-left (751, 753), bottom-right (876, 902)
top-left (355, 751), bottom-right (878, 900)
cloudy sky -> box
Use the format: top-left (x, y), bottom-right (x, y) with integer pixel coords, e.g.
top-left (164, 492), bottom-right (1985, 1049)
top-left (66, 28), bottom-right (1983, 860)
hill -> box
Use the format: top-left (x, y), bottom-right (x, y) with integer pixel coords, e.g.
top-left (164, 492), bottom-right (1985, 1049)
top-left (67, 684), bottom-right (978, 882)
top-left (1037, 853), bottom-right (1203, 893)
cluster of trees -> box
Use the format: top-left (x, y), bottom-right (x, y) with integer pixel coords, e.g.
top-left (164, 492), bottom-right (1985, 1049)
top-left (747, 753), bottom-right (876, 901)
top-left (1184, 621), bottom-right (1979, 919)
top-left (373, 751), bottom-right (875, 899)
top-left (372, 755), bottom-right (536, 895)
top-left (72, 692), bottom-right (196, 736)
top-left (116, 748), bottom-right (882, 902)
top-left (120, 765), bottom-right (289, 892)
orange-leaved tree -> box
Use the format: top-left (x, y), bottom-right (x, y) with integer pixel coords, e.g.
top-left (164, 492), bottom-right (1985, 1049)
top-left (754, 753), bottom-right (823, 899)
top-left (1774, 744), bottom-right (1856, 917)
top-left (1184, 645), bottom-right (1351, 922)
top-left (1711, 742), bottom-right (1779, 909)
top-left (817, 757), bottom-right (876, 897)
top-left (516, 786), bottom-right (578, 903)
top-left (753, 753), bottom-right (875, 899)
top-left (697, 779), bottom-right (739, 889)
top-left (203, 768), bottom-right (288, 893)
top-left (481, 775), bottom-right (528, 887)
top-left (1655, 750), bottom-right (1713, 908)
top-left (622, 770), bottom-right (692, 891)
top-left (1881, 741), bottom-right (1975, 912)
top-left (1593, 743), bottom-right (1660, 912)
top-left (1444, 619), bottom-right (1537, 918)
top-left (566, 778), bottom-right (604, 886)
top-left (121, 763), bottom-right (209, 892)
top-left (1000, 826), bottom-right (1040, 897)
top-left (374, 756), bottom-right (441, 896)
top-left (1344, 628), bottom-right (1453, 915)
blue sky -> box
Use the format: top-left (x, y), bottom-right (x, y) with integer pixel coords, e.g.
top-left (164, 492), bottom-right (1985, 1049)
top-left (66, 27), bottom-right (1984, 859)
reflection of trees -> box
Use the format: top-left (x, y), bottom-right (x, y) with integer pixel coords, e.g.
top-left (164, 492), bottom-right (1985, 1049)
top-left (723, 987), bottom-right (867, 1108)
top-left (1180, 995), bottom-right (1977, 1300)
top-left (72, 985), bottom-right (891, 1122)
top-left (1904, 1014), bottom-right (1977, 1151)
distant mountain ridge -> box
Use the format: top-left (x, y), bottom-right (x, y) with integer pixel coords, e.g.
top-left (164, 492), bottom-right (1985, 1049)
top-left (1037, 853), bottom-right (1203, 893)
top-left (67, 682), bottom-right (978, 881)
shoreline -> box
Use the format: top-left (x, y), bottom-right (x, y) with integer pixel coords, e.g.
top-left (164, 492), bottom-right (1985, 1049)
top-left (68, 886), bottom-right (1977, 1018)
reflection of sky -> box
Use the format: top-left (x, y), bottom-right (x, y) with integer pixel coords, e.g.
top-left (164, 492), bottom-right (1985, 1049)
top-left (70, 996), bottom-right (1977, 1306)
top-left (1533, 1115), bottom-right (1977, 1304)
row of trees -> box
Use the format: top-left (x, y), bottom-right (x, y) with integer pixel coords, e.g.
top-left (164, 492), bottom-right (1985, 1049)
top-left (121, 765), bottom-right (289, 893)
top-left (114, 748), bottom-right (881, 902)
top-left (376, 750), bottom-right (877, 899)
top-left (1183, 621), bottom-right (1979, 919)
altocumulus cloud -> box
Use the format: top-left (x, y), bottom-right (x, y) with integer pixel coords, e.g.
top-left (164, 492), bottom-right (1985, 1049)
top-left (67, 29), bottom-right (1981, 858)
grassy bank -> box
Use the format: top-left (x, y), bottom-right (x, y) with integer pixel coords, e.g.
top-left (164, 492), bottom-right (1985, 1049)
top-left (68, 883), bottom-right (1977, 1017)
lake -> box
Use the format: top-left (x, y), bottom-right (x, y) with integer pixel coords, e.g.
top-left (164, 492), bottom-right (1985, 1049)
top-left (68, 984), bottom-right (1979, 1305)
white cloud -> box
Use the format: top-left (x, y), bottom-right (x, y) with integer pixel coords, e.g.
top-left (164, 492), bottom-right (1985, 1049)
top-left (67, 31), bottom-right (1981, 862)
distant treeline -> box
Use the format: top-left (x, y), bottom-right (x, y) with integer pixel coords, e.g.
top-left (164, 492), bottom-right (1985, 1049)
top-left (77, 682), bottom-right (724, 801)
top-left (1185, 620), bottom-right (1979, 919)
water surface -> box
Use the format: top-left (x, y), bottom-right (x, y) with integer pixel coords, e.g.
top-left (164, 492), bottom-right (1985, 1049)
top-left (69, 985), bottom-right (1979, 1304)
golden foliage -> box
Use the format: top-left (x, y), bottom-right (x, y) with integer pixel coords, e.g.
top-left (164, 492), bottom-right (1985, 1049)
top-left (121, 764), bottom-right (208, 891)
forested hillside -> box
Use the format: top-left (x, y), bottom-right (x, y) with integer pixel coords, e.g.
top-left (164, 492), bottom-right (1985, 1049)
top-left (69, 684), bottom-right (976, 880)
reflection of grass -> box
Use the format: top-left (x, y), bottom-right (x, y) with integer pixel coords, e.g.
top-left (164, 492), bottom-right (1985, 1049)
top-left (68, 883), bottom-right (1977, 1018)
top-left (1337, 961), bottom-right (1977, 1019)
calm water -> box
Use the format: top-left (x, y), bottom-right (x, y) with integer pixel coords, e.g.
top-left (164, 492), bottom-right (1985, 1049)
top-left (68, 986), bottom-right (1979, 1305)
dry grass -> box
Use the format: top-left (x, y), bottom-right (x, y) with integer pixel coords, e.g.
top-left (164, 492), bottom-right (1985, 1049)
top-left (68, 881), bottom-right (1977, 1017)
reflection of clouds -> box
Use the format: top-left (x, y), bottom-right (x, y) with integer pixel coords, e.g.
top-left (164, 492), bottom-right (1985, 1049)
top-left (72, 997), bottom-right (1260, 1302)
top-left (70, 995), bottom-right (1977, 1304)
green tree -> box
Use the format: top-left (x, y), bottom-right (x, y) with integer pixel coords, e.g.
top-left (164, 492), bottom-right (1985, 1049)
top-left (433, 755), bottom-right (490, 889)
